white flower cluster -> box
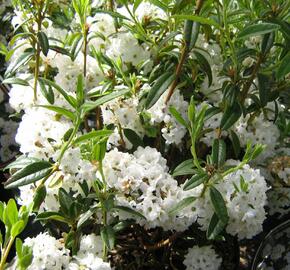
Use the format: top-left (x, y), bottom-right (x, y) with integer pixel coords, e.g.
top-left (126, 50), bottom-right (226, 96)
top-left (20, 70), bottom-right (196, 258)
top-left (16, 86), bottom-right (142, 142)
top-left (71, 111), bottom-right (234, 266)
top-left (102, 146), bottom-right (196, 231)
top-left (188, 161), bottom-right (268, 239)
top-left (183, 245), bottom-right (222, 270)
top-left (68, 234), bottom-right (111, 270)
top-left (8, 233), bottom-right (111, 270)
top-left (20, 233), bottom-right (70, 270)
top-left (15, 107), bottom-right (73, 159)
top-left (18, 147), bottom-right (97, 211)
top-left (101, 93), bottom-right (144, 149)
top-left (147, 89), bottom-right (188, 145)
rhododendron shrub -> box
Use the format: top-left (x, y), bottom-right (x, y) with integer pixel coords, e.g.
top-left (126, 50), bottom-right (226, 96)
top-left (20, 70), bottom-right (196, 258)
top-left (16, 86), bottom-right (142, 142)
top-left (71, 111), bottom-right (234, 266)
top-left (0, 0), bottom-right (289, 269)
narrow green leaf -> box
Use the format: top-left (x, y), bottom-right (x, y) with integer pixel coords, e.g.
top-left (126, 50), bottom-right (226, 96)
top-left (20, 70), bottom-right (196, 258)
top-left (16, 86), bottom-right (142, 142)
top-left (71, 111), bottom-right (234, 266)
top-left (209, 186), bottom-right (229, 224)
top-left (5, 51), bottom-right (34, 77)
top-left (74, 129), bottom-right (113, 144)
top-left (257, 73), bottom-right (270, 107)
top-left (6, 199), bottom-right (18, 225)
top-left (261, 32), bottom-right (275, 55)
top-left (4, 161), bottom-right (53, 189)
top-left (38, 78), bottom-right (77, 108)
top-left (168, 196), bottom-right (196, 216)
top-left (2, 77), bottom-right (30, 86)
top-left (183, 173), bottom-right (208, 190)
top-left (36, 211), bottom-right (68, 223)
top-left (0, 202), bottom-right (4, 222)
top-left (49, 45), bottom-right (71, 57)
top-left (229, 130), bottom-right (241, 158)
top-left (11, 220), bottom-right (25, 237)
top-left (76, 74), bottom-right (84, 106)
top-left (238, 23), bottom-right (280, 39)
top-left (194, 50), bottom-right (213, 87)
top-left (4, 156), bottom-right (40, 171)
top-left (37, 105), bottom-right (75, 121)
top-left (37, 31), bottom-right (49, 56)
top-left (145, 72), bottom-right (175, 109)
top-left (77, 208), bottom-right (95, 229)
top-left (101, 225), bottom-right (115, 250)
top-left (172, 159), bottom-right (196, 177)
top-left (212, 139), bottom-right (226, 168)
top-left (33, 185), bottom-right (47, 212)
top-left (173, 14), bottom-right (220, 29)
top-left (277, 52), bottom-right (290, 80)
top-left (59, 188), bottom-right (73, 214)
top-left (38, 79), bottom-right (55, 104)
top-left (220, 103), bottom-right (242, 130)
top-left (169, 106), bottom-right (189, 128)
top-left (113, 205), bottom-right (146, 219)
top-left (123, 129), bottom-right (145, 148)
top-left (81, 89), bottom-right (129, 113)
top-left (207, 213), bottom-right (226, 240)
top-left (189, 22), bottom-right (200, 51)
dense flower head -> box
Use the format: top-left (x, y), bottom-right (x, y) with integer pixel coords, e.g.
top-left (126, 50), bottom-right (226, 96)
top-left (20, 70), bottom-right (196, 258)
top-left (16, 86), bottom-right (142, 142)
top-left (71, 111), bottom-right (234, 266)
top-left (183, 245), bottom-right (222, 270)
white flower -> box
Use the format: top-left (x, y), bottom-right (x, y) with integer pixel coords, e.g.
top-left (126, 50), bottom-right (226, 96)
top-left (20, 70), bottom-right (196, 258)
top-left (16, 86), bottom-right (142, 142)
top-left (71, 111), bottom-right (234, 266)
top-left (15, 107), bottom-right (73, 159)
top-left (22, 233), bottom-right (70, 270)
top-left (189, 161), bottom-right (268, 239)
top-left (183, 245), bottom-right (222, 270)
top-left (101, 147), bottom-right (197, 231)
top-left (147, 89), bottom-right (188, 145)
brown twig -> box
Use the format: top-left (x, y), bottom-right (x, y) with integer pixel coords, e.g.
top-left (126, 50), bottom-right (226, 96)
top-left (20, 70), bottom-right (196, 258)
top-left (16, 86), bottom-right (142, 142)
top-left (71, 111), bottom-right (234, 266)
top-left (164, 0), bottom-right (205, 104)
top-left (240, 53), bottom-right (263, 103)
top-left (142, 232), bottom-right (181, 251)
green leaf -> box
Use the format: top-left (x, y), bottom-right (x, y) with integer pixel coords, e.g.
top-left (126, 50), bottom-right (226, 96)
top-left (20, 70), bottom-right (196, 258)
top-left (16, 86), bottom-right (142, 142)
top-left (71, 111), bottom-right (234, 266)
top-left (73, 129), bottom-right (113, 144)
top-left (261, 32), bottom-right (275, 55)
top-left (81, 89), bottom-right (129, 113)
top-left (38, 79), bottom-right (55, 104)
top-left (194, 50), bottom-right (213, 87)
top-left (0, 202), bottom-right (4, 222)
top-left (229, 130), bottom-right (241, 158)
top-left (113, 220), bottom-right (133, 232)
top-left (77, 208), bottom-right (95, 229)
top-left (277, 52), bottom-right (290, 80)
top-left (183, 173), bottom-right (208, 190)
top-left (2, 77), bottom-right (30, 86)
top-left (59, 188), bottom-right (73, 214)
top-left (145, 72), bottom-right (175, 109)
top-left (123, 129), bottom-right (145, 149)
top-left (76, 74), bottom-right (85, 106)
top-left (238, 23), bottom-right (280, 39)
top-left (37, 105), bottom-right (75, 121)
top-left (169, 106), bottom-right (189, 128)
top-left (6, 199), bottom-right (18, 225)
top-left (173, 14), bottom-right (220, 29)
top-left (209, 186), bottom-right (229, 224)
top-left (113, 205), bottom-right (146, 219)
top-left (101, 225), bottom-right (115, 250)
top-left (4, 156), bottom-right (40, 170)
top-left (172, 159), bottom-right (196, 177)
top-left (4, 161), bottom-right (53, 189)
top-left (168, 196), bottom-right (196, 216)
top-left (15, 238), bottom-right (23, 257)
top-left (94, 141), bottom-right (107, 162)
top-left (11, 220), bottom-right (25, 237)
top-left (206, 213), bottom-right (226, 240)
top-left (38, 78), bottom-right (77, 108)
top-left (37, 31), bottom-right (49, 56)
top-left (184, 21), bottom-right (200, 51)
top-left (36, 211), bottom-right (68, 223)
top-left (257, 73), bottom-right (270, 107)
top-left (212, 139), bottom-right (226, 168)
top-left (49, 45), bottom-right (71, 57)
top-left (33, 185), bottom-right (47, 212)
top-left (220, 103), bottom-right (242, 130)
top-left (5, 51), bottom-right (34, 77)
